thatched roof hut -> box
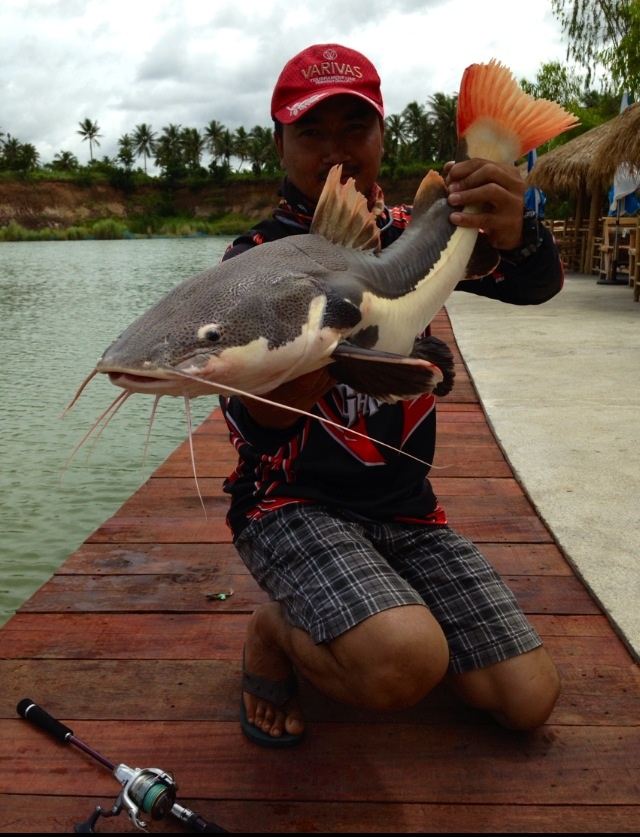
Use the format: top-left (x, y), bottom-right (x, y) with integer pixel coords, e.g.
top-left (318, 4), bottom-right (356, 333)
top-left (528, 102), bottom-right (640, 194)
top-left (591, 102), bottom-right (640, 183)
top-left (525, 108), bottom-right (640, 273)
top-left (526, 124), bottom-right (610, 195)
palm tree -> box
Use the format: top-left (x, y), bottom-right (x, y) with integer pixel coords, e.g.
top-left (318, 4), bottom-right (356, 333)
top-left (132, 123), bottom-right (156, 173)
top-left (0, 136), bottom-right (39, 172)
top-left (117, 133), bottom-right (135, 170)
top-left (384, 113), bottom-right (408, 166)
top-left (247, 125), bottom-right (277, 175)
top-left (233, 126), bottom-right (250, 170)
top-left (216, 129), bottom-right (235, 171)
top-left (19, 143), bottom-right (40, 172)
top-left (154, 123), bottom-right (185, 177)
top-left (52, 150), bottom-right (79, 171)
top-left (426, 93), bottom-right (458, 163)
top-left (203, 119), bottom-right (225, 166)
top-left (76, 118), bottom-right (102, 162)
top-left (180, 127), bottom-right (206, 171)
top-left (1, 135), bottom-right (21, 168)
top-left (401, 101), bottom-right (433, 163)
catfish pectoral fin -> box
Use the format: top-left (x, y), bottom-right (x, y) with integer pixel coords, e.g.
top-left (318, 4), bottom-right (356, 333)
top-left (409, 335), bottom-right (456, 397)
top-left (465, 231), bottom-right (500, 279)
top-left (330, 341), bottom-right (447, 403)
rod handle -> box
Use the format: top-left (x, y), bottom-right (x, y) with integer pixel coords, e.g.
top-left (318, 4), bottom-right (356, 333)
top-left (17, 698), bottom-right (73, 742)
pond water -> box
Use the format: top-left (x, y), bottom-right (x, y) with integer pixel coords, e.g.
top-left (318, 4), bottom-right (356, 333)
top-left (0, 236), bottom-right (234, 627)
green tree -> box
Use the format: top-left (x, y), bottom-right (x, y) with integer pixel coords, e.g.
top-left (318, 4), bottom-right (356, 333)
top-left (0, 134), bottom-right (20, 168)
top-left (76, 118), bottom-right (102, 162)
top-left (154, 123), bottom-right (185, 178)
top-left (216, 128), bottom-right (235, 172)
top-left (0, 135), bottom-right (39, 172)
top-left (19, 143), bottom-right (40, 171)
top-left (204, 119), bottom-right (225, 166)
top-left (246, 125), bottom-right (279, 175)
top-left (51, 150), bottom-right (79, 171)
top-left (384, 113), bottom-right (409, 167)
top-left (520, 61), bottom-right (584, 108)
top-left (401, 101), bottom-right (434, 163)
top-left (604, 0), bottom-right (640, 93)
top-left (551, 0), bottom-right (640, 96)
top-left (180, 127), bottom-right (206, 172)
top-left (132, 123), bottom-right (156, 173)
top-left (117, 133), bottom-right (135, 170)
top-left (427, 92), bottom-right (458, 163)
top-left (520, 60), bottom-right (620, 146)
top-left (233, 126), bottom-right (250, 170)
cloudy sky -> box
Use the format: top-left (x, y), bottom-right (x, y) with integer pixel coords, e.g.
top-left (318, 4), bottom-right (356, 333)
top-left (1, 0), bottom-right (570, 167)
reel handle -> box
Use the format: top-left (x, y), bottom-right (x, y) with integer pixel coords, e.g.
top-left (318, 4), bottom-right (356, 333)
top-left (17, 698), bottom-right (74, 742)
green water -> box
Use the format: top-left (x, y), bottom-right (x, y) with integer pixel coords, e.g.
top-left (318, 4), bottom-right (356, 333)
top-left (0, 236), bottom-right (234, 626)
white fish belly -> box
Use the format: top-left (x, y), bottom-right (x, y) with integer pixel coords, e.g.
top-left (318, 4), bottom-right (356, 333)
top-left (357, 227), bottom-right (477, 353)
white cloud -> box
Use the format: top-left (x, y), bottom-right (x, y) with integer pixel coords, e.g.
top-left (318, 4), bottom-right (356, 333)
top-left (0, 0), bottom-right (571, 166)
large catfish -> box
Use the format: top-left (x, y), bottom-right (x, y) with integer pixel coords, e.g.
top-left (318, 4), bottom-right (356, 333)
top-left (76, 60), bottom-right (578, 410)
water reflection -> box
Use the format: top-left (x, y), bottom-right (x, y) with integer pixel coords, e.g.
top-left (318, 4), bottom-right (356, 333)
top-left (0, 237), bottom-right (233, 625)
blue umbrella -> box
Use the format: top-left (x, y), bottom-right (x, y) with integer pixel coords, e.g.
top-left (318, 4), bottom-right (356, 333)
top-left (608, 187), bottom-right (640, 217)
top-left (525, 149), bottom-right (545, 217)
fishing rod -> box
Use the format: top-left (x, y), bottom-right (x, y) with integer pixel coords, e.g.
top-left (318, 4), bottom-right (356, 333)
top-left (16, 699), bottom-right (228, 834)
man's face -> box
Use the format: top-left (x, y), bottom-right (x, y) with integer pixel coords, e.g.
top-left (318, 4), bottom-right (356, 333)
top-left (275, 94), bottom-right (385, 203)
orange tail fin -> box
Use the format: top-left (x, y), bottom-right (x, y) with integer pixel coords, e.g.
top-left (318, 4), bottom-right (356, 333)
top-left (457, 59), bottom-right (580, 162)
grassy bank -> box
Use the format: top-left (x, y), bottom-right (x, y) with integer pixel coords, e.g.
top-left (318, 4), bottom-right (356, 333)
top-left (0, 212), bottom-right (254, 242)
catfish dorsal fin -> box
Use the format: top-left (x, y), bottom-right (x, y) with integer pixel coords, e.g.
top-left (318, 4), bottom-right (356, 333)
top-left (411, 169), bottom-right (449, 221)
top-left (457, 58), bottom-right (580, 162)
top-left (311, 164), bottom-right (382, 252)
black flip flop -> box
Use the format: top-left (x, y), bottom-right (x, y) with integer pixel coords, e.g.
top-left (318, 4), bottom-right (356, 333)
top-left (240, 648), bottom-right (305, 749)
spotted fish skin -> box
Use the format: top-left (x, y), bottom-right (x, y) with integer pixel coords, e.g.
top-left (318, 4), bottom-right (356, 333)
top-left (95, 59), bottom-right (579, 403)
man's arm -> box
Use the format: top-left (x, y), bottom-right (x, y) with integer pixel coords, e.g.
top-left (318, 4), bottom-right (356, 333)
top-left (445, 158), bottom-right (563, 304)
top-left (456, 224), bottom-right (563, 304)
top-left (237, 368), bottom-right (337, 429)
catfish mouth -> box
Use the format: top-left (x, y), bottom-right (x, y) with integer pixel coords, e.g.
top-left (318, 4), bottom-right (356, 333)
top-left (105, 369), bottom-right (186, 395)
top-left (108, 371), bottom-right (163, 384)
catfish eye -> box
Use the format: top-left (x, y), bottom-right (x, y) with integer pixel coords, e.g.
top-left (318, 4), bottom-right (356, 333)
top-left (198, 323), bottom-right (222, 343)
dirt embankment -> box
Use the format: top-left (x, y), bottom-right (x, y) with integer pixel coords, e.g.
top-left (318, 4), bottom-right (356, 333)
top-left (0, 175), bottom-right (424, 231)
top-left (0, 179), bottom-right (281, 230)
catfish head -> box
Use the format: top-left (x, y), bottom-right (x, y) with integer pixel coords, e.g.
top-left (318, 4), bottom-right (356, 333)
top-left (96, 240), bottom-right (362, 398)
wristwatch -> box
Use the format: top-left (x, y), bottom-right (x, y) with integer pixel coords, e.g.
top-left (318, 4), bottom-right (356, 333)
top-left (498, 210), bottom-right (543, 265)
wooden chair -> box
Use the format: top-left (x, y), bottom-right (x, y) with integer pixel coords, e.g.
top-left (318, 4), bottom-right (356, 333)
top-left (598, 216), bottom-right (636, 282)
top-left (629, 218), bottom-right (639, 301)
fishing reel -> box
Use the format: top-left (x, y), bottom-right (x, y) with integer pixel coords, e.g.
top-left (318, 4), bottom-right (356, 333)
top-left (17, 699), bottom-right (228, 833)
top-left (76, 763), bottom-right (177, 833)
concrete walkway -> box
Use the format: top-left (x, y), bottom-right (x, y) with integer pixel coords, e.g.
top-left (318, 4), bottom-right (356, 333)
top-left (445, 272), bottom-right (640, 661)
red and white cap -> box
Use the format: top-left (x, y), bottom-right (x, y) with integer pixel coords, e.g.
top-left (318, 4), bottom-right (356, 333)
top-left (271, 43), bottom-right (384, 124)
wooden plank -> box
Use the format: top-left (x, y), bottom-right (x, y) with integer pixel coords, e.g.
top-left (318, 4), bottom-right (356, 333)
top-left (2, 796), bottom-right (639, 834)
top-left (4, 654), bottom-right (640, 725)
top-left (0, 613), bottom-right (248, 660)
top-left (56, 541), bottom-right (573, 578)
top-left (58, 542), bottom-right (247, 575)
top-left (15, 572), bottom-right (598, 615)
top-left (2, 612), bottom-right (624, 666)
top-left (2, 305), bottom-right (639, 833)
top-left (3, 722), bottom-right (640, 804)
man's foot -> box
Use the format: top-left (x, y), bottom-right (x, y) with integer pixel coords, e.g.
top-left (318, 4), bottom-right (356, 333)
top-left (241, 607), bottom-right (305, 748)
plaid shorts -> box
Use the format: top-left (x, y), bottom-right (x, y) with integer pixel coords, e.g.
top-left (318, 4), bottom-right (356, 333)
top-left (234, 505), bottom-right (542, 674)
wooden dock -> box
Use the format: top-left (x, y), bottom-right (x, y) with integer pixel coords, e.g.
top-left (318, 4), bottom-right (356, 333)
top-left (1, 309), bottom-right (639, 834)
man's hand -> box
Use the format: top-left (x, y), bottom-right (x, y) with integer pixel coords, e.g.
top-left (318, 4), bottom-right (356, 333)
top-left (239, 368), bottom-right (337, 429)
top-left (444, 158), bottom-right (525, 251)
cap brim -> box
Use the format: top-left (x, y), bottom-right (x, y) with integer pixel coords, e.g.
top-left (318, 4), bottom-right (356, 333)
top-left (273, 89), bottom-right (384, 124)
